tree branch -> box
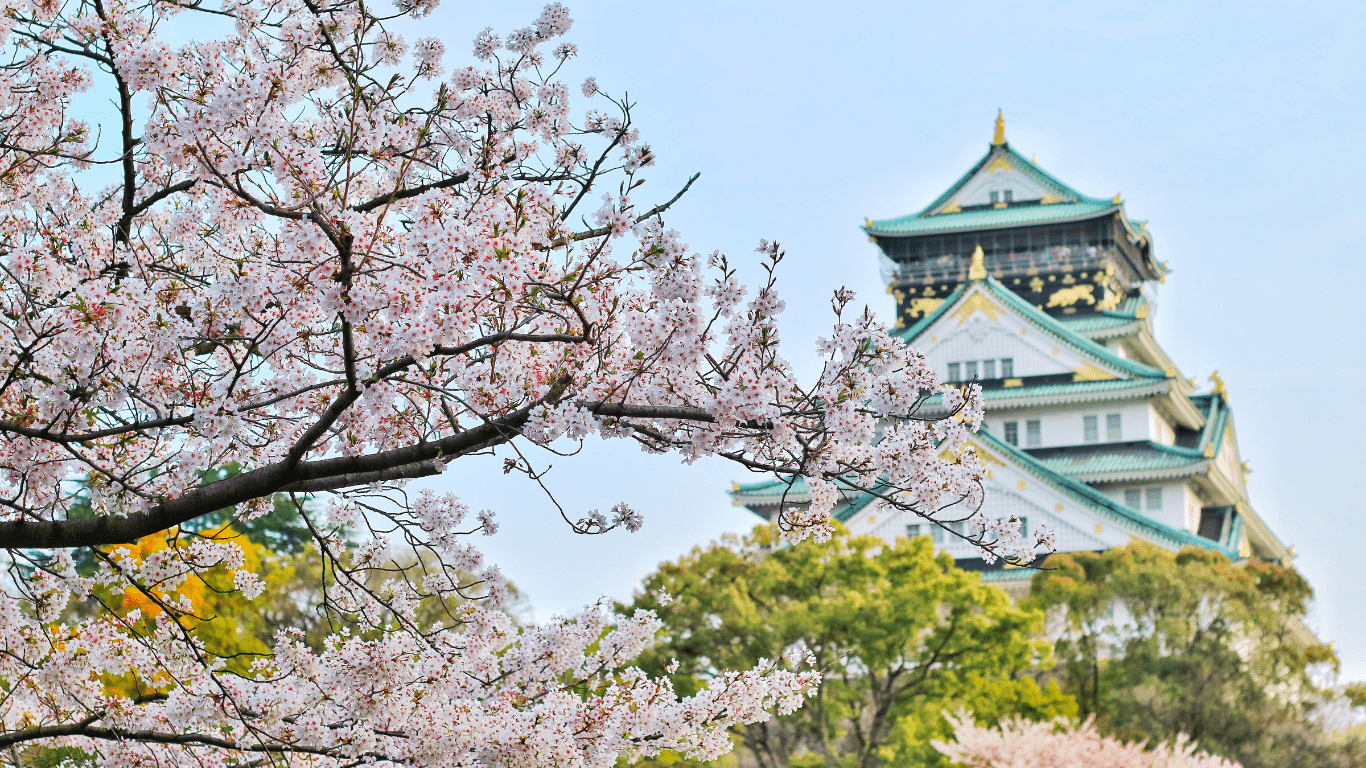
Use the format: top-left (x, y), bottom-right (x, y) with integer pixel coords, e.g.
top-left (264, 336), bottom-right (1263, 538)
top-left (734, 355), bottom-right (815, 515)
top-left (350, 172), bottom-right (470, 213)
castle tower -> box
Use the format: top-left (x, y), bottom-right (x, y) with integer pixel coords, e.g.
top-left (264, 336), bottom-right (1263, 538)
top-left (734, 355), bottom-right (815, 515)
top-left (731, 114), bottom-right (1297, 605)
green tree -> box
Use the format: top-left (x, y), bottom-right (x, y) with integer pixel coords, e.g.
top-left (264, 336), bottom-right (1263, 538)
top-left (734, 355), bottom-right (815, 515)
top-left (627, 525), bottom-right (1073, 768)
top-left (1026, 543), bottom-right (1366, 768)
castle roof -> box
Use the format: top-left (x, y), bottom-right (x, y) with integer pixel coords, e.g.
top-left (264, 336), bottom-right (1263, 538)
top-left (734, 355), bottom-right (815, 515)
top-left (728, 425), bottom-right (1241, 561)
top-left (865, 112), bottom-right (1165, 282)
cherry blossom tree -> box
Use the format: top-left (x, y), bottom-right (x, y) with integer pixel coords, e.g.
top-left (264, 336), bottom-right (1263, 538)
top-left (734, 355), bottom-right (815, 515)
top-left (0, 0), bottom-right (1048, 764)
top-left (933, 713), bottom-right (1242, 768)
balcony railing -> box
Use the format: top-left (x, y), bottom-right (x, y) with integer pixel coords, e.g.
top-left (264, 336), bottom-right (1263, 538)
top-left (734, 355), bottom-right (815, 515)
top-left (887, 244), bottom-right (1131, 287)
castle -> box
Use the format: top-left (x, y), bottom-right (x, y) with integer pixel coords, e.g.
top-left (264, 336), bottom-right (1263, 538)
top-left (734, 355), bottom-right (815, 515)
top-left (731, 113), bottom-right (1297, 605)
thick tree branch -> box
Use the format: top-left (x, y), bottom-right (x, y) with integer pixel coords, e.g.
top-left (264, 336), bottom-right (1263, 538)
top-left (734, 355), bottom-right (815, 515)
top-left (0, 393), bottom-right (545, 549)
top-left (276, 459), bottom-right (448, 493)
top-left (116, 179), bottom-right (198, 242)
top-left (350, 172), bottom-right (470, 213)
top-left (0, 722), bottom-right (350, 757)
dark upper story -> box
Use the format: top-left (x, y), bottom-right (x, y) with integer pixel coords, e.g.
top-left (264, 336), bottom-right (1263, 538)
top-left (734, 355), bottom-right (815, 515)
top-left (866, 112), bottom-right (1169, 329)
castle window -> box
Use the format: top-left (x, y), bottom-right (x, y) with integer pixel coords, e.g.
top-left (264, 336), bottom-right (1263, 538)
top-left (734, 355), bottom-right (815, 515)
top-left (1003, 189), bottom-right (1013, 203)
top-left (947, 362), bottom-right (960, 382)
top-left (906, 524), bottom-right (922, 538)
top-left (1004, 421), bottom-right (1019, 446)
top-left (983, 359), bottom-right (996, 378)
top-left (949, 521), bottom-right (965, 537)
top-left (1001, 358), bottom-right (1014, 377)
top-left (1145, 488), bottom-right (1162, 511)
top-left (1026, 420), bottom-right (1042, 447)
top-left (964, 361), bottom-right (978, 380)
top-left (989, 191), bottom-right (1000, 204)
top-left (1125, 489), bottom-right (1142, 509)
top-left (1018, 516), bottom-right (1027, 538)
top-left (1106, 413), bottom-right (1122, 441)
top-left (1084, 415), bottom-right (1099, 442)
top-left (930, 526), bottom-right (945, 544)
top-left (1197, 509), bottom-right (1227, 541)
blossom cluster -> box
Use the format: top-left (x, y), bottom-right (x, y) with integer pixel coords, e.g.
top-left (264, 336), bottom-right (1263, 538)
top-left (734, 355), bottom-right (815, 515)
top-left (934, 712), bottom-right (1242, 768)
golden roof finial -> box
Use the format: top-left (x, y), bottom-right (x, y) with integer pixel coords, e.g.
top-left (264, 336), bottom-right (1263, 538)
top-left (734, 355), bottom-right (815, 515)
top-left (1210, 371), bottom-right (1226, 396)
top-left (968, 245), bottom-right (987, 280)
top-left (992, 109), bottom-right (1006, 146)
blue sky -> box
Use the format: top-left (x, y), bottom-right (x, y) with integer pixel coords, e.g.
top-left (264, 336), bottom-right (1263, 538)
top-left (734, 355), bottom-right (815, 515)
top-left (415, 0), bottom-right (1366, 679)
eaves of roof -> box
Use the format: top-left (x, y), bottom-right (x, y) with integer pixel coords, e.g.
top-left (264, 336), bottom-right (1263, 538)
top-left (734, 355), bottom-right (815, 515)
top-left (974, 430), bottom-right (1240, 559)
top-left (1056, 315), bottom-right (1141, 339)
top-left (730, 476), bottom-right (874, 523)
top-left (980, 568), bottom-right (1036, 583)
top-left (916, 378), bottom-right (1170, 414)
top-left (866, 200), bottom-right (1119, 237)
top-left (734, 431), bottom-right (1239, 560)
top-left (1055, 297), bottom-right (1149, 339)
top-left (1028, 440), bottom-right (1211, 483)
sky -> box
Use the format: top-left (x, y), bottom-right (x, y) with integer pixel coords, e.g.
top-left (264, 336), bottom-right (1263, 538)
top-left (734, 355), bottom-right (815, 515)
top-left (406, 0), bottom-right (1366, 679)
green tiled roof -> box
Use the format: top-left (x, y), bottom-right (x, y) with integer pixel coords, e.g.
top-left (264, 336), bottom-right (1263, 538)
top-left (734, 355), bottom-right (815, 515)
top-left (917, 378), bottom-right (1166, 411)
top-left (1055, 313), bottom-right (1140, 335)
top-left (731, 476), bottom-right (875, 523)
top-left (1024, 391), bottom-right (1231, 480)
top-left (867, 199), bottom-right (1118, 237)
top-left (865, 143), bottom-right (1118, 238)
top-left (980, 568), bottom-right (1035, 582)
top-left (733, 475), bottom-right (807, 499)
top-left (730, 429), bottom-right (1240, 560)
top-left (917, 144), bottom-right (1105, 216)
top-left (985, 378), bottom-right (1162, 400)
top-left (1030, 441), bottom-right (1208, 480)
top-left (1055, 295), bottom-right (1148, 336)
top-left (1190, 393), bottom-right (1231, 458)
top-left (975, 430), bottom-right (1240, 559)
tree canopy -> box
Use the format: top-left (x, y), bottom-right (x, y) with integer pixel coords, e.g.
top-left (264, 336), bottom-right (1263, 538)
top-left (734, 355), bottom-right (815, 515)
top-left (1026, 544), bottom-right (1365, 768)
top-left (628, 526), bottom-right (1074, 768)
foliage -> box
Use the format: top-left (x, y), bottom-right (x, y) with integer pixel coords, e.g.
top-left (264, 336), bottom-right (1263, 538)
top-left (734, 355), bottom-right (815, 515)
top-left (933, 712), bottom-right (1241, 768)
top-left (628, 525), bottom-right (1073, 768)
top-left (1026, 544), bottom-right (1366, 768)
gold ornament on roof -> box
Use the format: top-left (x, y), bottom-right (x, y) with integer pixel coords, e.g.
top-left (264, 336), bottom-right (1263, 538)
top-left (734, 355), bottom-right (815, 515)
top-left (908, 297), bottom-right (945, 318)
top-left (968, 245), bottom-right (987, 280)
top-left (992, 109), bottom-right (1006, 146)
top-left (1210, 371), bottom-right (1226, 396)
top-left (951, 292), bottom-right (1003, 324)
top-left (1046, 284), bottom-right (1096, 308)
top-left (1072, 362), bottom-right (1117, 382)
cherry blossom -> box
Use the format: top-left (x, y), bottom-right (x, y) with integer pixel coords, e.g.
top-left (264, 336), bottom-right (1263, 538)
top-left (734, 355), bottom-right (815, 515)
top-left (0, 0), bottom-right (1030, 763)
top-left (934, 712), bottom-right (1242, 768)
